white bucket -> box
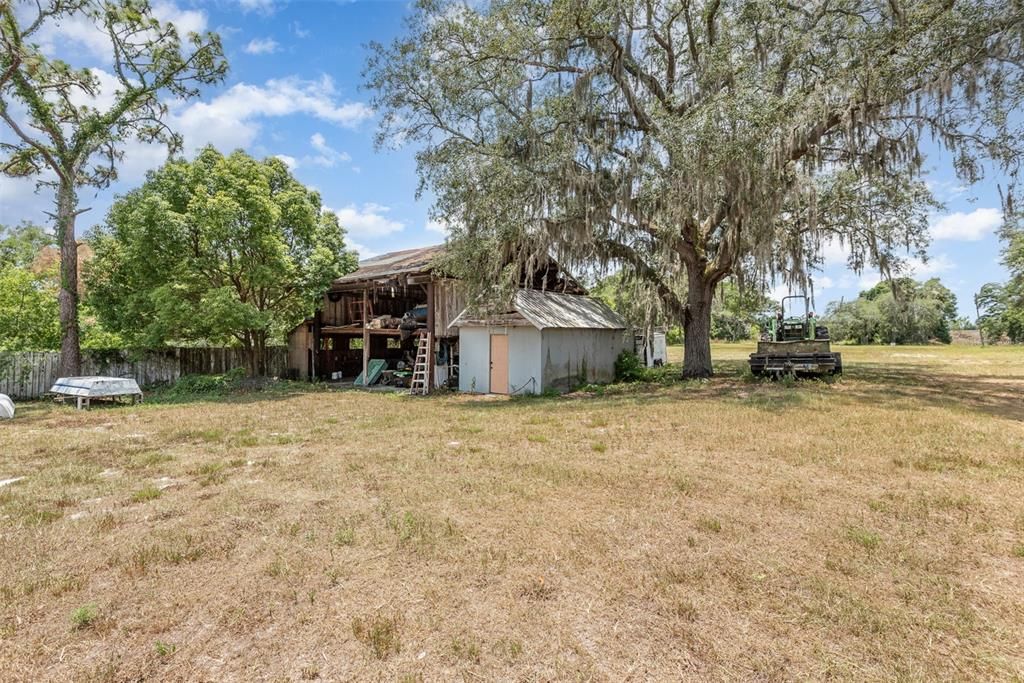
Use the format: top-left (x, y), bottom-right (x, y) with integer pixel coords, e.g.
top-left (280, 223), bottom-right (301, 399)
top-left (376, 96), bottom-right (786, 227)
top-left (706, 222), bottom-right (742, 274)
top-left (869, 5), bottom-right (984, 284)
top-left (0, 394), bottom-right (14, 420)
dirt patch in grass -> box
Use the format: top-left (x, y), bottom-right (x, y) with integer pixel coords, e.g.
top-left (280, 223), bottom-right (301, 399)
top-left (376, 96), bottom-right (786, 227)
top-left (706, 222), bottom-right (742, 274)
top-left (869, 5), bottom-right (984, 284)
top-left (1, 344), bottom-right (1022, 680)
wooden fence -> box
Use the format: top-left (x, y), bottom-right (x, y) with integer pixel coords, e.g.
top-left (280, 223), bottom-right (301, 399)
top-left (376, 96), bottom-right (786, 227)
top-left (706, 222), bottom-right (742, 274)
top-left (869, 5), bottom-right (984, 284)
top-left (0, 347), bottom-right (288, 400)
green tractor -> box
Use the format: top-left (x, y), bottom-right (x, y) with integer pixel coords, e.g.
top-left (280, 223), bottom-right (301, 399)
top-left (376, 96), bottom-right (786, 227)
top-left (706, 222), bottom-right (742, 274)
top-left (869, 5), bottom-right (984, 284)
top-left (749, 295), bottom-right (842, 377)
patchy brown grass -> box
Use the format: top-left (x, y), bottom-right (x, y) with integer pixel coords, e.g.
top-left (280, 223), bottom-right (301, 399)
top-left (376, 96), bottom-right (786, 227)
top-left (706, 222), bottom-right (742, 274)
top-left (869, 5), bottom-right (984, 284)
top-left (1, 343), bottom-right (1023, 681)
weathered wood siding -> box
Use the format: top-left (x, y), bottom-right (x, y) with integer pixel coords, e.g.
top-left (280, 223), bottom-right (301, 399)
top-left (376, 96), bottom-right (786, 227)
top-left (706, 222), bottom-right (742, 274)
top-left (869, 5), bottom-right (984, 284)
top-left (434, 278), bottom-right (466, 338)
top-left (0, 347), bottom-right (288, 400)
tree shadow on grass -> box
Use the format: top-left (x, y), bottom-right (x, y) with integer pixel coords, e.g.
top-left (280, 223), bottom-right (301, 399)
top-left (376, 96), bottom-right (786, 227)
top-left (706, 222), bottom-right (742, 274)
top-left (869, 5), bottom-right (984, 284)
top-left (837, 363), bottom-right (1024, 422)
top-left (454, 358), bottom-right (1024, 423)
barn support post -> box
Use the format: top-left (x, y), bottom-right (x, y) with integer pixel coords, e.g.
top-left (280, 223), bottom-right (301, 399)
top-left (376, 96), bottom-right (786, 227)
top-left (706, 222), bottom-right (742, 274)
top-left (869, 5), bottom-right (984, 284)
top-left (312, 308), bottom-right (322, 381)
top-left (426, 280), bottom-right (435, 392)
top-left (362, 287), bottom-right (370, 380)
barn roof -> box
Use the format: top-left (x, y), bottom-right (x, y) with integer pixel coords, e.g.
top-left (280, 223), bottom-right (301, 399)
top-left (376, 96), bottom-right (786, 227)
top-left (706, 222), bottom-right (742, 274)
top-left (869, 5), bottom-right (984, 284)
top-left (332, 244), bottom-right (446, 287)
top-left (451, 289), bottom-right (628, 330)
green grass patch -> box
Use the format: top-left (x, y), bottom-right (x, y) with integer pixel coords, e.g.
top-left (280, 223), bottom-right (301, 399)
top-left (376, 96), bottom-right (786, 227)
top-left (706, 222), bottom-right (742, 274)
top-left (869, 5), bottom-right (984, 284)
top-left (71, 604), bottom-right (98, 630)
top-left (131, 485), bottom-right (162, 503)
top-left (846, 526), bottom-right (882, 550)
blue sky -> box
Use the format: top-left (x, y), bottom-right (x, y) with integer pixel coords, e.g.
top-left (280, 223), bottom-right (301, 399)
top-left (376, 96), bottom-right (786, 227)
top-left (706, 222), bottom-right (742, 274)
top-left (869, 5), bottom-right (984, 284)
top-left (0, 0), bottom-right (1011, 318)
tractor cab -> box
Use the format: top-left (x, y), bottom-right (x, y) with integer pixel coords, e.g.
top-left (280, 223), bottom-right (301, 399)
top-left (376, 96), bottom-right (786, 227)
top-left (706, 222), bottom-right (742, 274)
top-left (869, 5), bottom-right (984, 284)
top-left (779, 295), bottom-right (812, 341)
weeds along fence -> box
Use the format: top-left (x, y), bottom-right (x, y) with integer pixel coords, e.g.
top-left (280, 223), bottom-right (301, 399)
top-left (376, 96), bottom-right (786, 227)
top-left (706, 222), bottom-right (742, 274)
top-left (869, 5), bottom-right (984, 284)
top-left (0, 347), bottom-right (288, 400)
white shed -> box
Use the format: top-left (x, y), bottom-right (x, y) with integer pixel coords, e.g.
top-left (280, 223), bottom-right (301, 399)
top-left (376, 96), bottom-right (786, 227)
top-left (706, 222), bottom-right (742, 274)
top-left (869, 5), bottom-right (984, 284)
top-left (451, 289), bottom-right (631, 395)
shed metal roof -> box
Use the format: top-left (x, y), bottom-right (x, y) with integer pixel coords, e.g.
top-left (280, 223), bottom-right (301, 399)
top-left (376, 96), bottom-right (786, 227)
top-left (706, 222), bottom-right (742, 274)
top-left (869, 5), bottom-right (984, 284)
top-left (452, 289), bottom-right (628, 330)
top-left (332, 244), bottom-right (446, 286)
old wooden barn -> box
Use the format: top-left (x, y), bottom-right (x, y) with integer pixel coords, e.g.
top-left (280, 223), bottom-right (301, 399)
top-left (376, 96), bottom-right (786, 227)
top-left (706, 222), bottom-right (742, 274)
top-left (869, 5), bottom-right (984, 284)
top-left (287, 245), bottom-right (463, 391)
top-left (287, 244), bottom-right (628, 394)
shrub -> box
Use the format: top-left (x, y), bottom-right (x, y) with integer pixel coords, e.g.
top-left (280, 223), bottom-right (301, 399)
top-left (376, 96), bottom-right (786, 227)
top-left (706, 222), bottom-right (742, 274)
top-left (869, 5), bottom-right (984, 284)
top-left (614, 351), bottom-right (647, 382)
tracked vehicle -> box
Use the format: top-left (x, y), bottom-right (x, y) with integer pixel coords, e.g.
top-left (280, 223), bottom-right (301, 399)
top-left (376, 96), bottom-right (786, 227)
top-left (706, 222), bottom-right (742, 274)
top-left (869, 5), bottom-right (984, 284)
top-left (749, 295), bottom-right (842, 377)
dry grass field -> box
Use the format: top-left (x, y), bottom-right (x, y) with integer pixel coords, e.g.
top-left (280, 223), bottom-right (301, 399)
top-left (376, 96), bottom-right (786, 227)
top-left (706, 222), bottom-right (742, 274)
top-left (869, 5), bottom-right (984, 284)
top-left (1, 343), bottom-right (1023, 681)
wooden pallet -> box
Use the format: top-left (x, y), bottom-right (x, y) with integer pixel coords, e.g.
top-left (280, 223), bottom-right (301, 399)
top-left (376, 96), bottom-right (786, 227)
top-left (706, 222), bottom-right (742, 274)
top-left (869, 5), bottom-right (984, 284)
top-left (409, 334), bottom-right (431, 395)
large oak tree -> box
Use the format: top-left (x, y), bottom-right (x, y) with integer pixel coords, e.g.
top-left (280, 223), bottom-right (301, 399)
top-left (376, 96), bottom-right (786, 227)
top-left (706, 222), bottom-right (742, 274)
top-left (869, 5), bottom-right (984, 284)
top-left (0, 0), bottom-right (227, 375)
top-left (367, 0), bottom-right (1024, 376)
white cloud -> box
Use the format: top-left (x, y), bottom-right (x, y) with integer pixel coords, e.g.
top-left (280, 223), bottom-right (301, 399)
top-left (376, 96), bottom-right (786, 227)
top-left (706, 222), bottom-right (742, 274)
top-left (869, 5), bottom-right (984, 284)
top-left (244, 37), bottom-right (280, 55)
top-left (852, 254), bottom-right (953, 292)
top-left (6, 73), bottom-right (372, 192)
top-left (66, 67), bottom-right (122, 113)
top-left (152, 1), bottom-right (208, 36)
top-left (813, 275), bottom-right (834, 289)
top-left (347, 241), bottom-right (378, 260)
top-left (332, 204), bottom-right (405, 238)
top-left (428, 223), bottom-right (452, 239)
top-left (819, 237), bottom-right (851, 266)
top-left (237, 0), bottom-right (276, 14)
top-left (309, 133), bottom-right (351, 167)
top-left (171, 76), bottom-right (373, 155)
top-left (858, 273), bottom-right (882, 290)
top-left (930, 208), bottom-right (1002, 241)
top-left (768, 283), bottom-right (793, 302)
top-left (175, 76), bottom-right (371, 147)
top-left (30, 1), bottom-right (207, 62)
top-left (274, 154), bottom-right (298, 171)
top-left (926, 178), bottom-right (969, 203)
top-left (291, 22), bottom-right (311, 38)
top-left (907, 254), bottom-right (955, 277)
top-left (425, 218), bottom-right (454, 236)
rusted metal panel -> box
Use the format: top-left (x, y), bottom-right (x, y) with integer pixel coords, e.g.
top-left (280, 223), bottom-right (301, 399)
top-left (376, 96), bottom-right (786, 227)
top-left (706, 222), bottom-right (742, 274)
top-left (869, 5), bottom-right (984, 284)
top-left (332, 245), bottom-right (446, 288)
top-left (756, 340), bottom-right (831, 354)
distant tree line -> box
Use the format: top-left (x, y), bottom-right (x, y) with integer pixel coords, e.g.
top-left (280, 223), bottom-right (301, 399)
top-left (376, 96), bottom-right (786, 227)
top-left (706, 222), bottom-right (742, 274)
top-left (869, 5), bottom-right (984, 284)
top-left (823, 278), bottom-right (959, 345)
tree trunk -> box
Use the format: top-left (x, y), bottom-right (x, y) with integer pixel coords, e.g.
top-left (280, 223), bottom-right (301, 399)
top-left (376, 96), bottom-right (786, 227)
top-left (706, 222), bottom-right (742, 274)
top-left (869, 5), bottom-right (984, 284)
top-left (241, 331), bottom-right (257, 377)
top-left (254, 331), bottom-right (268, 377)
top-left (682, 270), bottom-right (715, 379)
top-left (56, 179), bottom-right (81, 377)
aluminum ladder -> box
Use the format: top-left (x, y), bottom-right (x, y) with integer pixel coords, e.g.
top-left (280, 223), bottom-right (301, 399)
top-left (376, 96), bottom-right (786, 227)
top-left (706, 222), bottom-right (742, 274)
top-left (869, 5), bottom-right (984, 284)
top-left (409, 333), bottom-right (431, 395)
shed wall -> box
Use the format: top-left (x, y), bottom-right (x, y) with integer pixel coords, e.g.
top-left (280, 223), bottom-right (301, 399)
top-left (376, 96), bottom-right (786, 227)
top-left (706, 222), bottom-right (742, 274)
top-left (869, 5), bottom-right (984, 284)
top-left (540, 328), bottom-right (630, 392)
top-left (458, 326), bottom-right (542, 394)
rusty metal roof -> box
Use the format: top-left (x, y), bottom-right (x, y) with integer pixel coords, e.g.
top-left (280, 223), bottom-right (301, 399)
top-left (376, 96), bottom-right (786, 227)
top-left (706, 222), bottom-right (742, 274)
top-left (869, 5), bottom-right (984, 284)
top-left (452, 289), bottom-right (628, 330)
top-left (332, 244), bottom-right (446, 286)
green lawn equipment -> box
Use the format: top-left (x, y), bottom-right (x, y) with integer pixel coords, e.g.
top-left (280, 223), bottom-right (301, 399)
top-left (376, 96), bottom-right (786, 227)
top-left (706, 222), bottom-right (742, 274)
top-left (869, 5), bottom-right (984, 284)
top-left (749, 295), bottom-right (842, 377)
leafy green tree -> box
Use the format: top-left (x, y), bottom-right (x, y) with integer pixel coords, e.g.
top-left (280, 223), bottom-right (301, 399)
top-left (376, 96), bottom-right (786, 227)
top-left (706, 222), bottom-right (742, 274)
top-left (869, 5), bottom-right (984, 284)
top-left (0, 264), bottom-right (60, 351)
top-left (824, 278), bottom-right (958, 344)
top-left (0, 223), bottom-right (117, 350)
top-left (0, 0), bottom-right (228, 375)
top-left (87, 148), bottom-right (358, 375)
top-left (591, 271), bottom-right (677, 335)
top-left (977, 220), bottom-right (1024, 343)
top-left (710, 280), bottom-right (772, 342)
top-left (0, 222), bottom-right (54, 269)
top-left (367, 0), bottom-right (1023, 377)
